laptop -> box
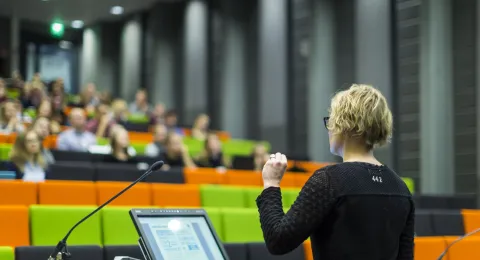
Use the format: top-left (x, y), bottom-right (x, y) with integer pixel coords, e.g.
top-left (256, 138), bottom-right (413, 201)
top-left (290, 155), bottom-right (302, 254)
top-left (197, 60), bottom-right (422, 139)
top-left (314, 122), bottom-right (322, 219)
top-left (130, 208), bottom-right (230, 260)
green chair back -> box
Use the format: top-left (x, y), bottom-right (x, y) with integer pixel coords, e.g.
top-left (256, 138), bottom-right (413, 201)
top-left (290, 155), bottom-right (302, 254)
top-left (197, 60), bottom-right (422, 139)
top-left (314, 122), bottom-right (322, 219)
top-left (203, 207), bottom-right (224, 241)
top-left (30, 205), bottom-right (102, 246)
top-left (102, 206), bottom-right (150, 245)
top-left (97, 138), bottom-right (109, 145)
top-left (244, 187), bottom-right (263, 208)
top-left (200, 185), bottom-right (246, 208)
top-left (0, 145), bottom-right (12, 161)
top-left (131, 143), bottom-right (146, 156)
top-left (127, 114), bottom-right (149, 124)
top-left (183, 137), bottom-right (204, 157)
top-left (282, 188), bottom-right (301, 209)
top-left (221, 208), bottom-right (263, 243)
top-left (222, 139), bottom-right (271, 157)
top-left (402, 177), bottom-right (415, 194)
top-left (0, 247), bottom-right (14, 260)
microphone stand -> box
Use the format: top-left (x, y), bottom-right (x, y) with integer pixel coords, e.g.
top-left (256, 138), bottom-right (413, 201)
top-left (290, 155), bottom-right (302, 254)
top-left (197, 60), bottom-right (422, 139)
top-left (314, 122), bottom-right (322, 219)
top-left (48, 161), bottom-right (164, 260)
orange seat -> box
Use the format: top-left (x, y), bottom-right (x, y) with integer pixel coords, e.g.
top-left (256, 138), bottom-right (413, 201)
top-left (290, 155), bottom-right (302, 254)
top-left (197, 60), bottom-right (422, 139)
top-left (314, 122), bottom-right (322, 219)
top-left (38, 181), bottom-right (97, 205)
top-left (184, 168), bottom-right (224, 185)
top-left (414, 236), bottom-right (446, 260)
top-left (96, 182), bottom-right (151, 206)
top-left (303, 240), bottom-right (313, 260)
top-left (0, 206), bottom-right (30, 246)
top-left (462, 209), bottom-right (480, 236)
top-left (445, 236), bottom-right (480, 260)
top-left (281, 173), bottom-right (297, 188)
top-left (0, 180), bottom-right (37, 206)
top-left (128, 132), bottom-right (153, 144)
top-left (152, 183), bottom-right (201, 207)
top-left (224, 170), bottom-right (262, 186)
top-left (296, 161), bottom-right (331, 173)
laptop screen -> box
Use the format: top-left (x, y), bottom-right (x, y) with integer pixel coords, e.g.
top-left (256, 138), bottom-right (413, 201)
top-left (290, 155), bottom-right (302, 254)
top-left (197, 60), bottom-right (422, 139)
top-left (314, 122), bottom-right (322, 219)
top-left (137, 216), bottom-right (225, 260)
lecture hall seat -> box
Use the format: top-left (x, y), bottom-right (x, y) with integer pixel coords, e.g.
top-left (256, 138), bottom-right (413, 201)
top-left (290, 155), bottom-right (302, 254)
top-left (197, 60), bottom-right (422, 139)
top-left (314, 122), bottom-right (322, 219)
top-left (444, 236), bottom-right (480, 259)
top-left (0, 247), bottom-right (13, 260)
top-left (280, 173), bottom-right (297, 188)
top-left (223, 170), bottom-right (262, 186)
top-left (30, 205), bottom-right (102, 246)
top-left (102, 206), bottom-right (154, 245)
top-left (221, 208), bottom-right (264, 243)
top-left (151, 183), bottom-right (201, 207)
top-left (184, 168), bottom-right (224, 185)
top-left (96, 182), bottom-right (152, 206)
top-left (38, 181), bottom-right (97, 205)
top-left (0, 206), bottom-right (30, 247)
top-left (0, 180), bottom-right (37, 206)
top-left (461, 209), bottom-right (480, 236)
top-left (414, 237), bottom-right (446, 260)
top-left (303, 240), bottom-right (314, 260)
top-left (200, 185), bottom-right (246, 208)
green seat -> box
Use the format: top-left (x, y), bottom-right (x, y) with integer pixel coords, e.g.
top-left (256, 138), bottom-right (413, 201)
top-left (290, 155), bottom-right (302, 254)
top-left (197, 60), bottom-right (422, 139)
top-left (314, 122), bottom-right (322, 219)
top-left (244, 187), bottom-right (263, 208)
top-left (203, 207), bottom-right (223, 241)
top-left (97, 138), bottom-right (109, 145)
top-left (24, 108), bottom-right (37, 119)
top-left (183, 137), bottom-right (204, 157)
top-left (102, 206), bottom-right (154, 245)
top-left (0, 145), bottom-right (12, 161)
top-left (30, 205), bottom-right (102, 246)
top-left (0, 247), bottom-right (14, 260)
top-left (131, 143), bottom-right (146, 156)
top-left (200, 185), bottom-right (246, 208)
top-left (282, 188), bottom-right (301, 208)
top-left (222, 139), bottom-right (271, 157)
top-left (127, 114), bottom-right (149, 124)
top-left (402, 177), bottom-right (415, 194)
top-left (221, 208), bottom-right (263, 243)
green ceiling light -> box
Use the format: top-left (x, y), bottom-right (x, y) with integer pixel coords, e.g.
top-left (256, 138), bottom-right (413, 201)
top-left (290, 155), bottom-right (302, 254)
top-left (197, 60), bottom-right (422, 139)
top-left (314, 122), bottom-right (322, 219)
top-left (50, 21), bottom-right (65, 38)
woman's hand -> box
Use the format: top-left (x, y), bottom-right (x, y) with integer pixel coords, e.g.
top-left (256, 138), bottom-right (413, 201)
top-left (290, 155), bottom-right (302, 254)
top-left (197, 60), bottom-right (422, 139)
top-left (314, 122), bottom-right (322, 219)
top-left (262, 152), bottom-right (288, 188)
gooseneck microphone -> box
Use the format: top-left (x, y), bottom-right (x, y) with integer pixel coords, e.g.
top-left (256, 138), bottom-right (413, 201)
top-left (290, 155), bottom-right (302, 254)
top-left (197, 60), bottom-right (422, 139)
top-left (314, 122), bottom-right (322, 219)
top-left (48, 161), bottom-right (164, 260)
top-left (437, 227), bottom-right (480, 259)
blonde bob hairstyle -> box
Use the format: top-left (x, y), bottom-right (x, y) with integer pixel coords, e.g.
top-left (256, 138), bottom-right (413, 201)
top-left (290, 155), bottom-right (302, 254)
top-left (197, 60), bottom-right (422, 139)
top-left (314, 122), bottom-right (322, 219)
top-left (327, 84), bottom-right (392, 149)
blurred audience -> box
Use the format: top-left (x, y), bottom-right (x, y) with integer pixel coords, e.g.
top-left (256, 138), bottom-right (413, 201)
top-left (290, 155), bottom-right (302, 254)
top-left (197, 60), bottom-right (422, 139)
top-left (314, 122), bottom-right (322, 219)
top-left (104, 127), bottom-right (137, 164)
top-left (196, 133), bottom-right (230, 168)
top-left (80, 83), bottom-right (99, 114)
top-left (36, 100), bottom-right (61, 133)
top-left (57, 108), bottom-right (96, 151)
top-left (86, 100), bottom-right (113, 138)
top-left (150, 103), bottom-right (165, 125)
top-left (111, 99), bottom-right (129, 127)
top-left (8, 130), bottom-right (47, 181)
top-left (129, 89), bottom-right (150, 115)
top-left (252, 143), bottom-right (269, 171)
top-left (50, 78), bottom-right (66, 112)
top-left (192, 114), bottom-right (210, 141)
top-left (30, 117), bottom-right (55, 166)
top-left (0, 100), bottom-right (25, 134)
top-left (161, 132), bottom-right (196, 170)
top-left (164, 110), bottom-right (184, 135)
top-left (145, 124), bottom-right (168, 158)
top-left (0, 78), bottom-right (7, 104)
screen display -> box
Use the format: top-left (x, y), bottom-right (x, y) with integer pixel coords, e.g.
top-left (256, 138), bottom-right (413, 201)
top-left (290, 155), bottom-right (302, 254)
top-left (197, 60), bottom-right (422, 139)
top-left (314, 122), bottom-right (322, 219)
top-left (138, 216), bottom-right (225, 260)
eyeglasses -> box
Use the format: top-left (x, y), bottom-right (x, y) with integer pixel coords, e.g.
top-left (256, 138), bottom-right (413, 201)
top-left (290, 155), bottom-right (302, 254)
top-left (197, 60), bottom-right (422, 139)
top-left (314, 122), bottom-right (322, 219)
top-left (323, 117), bottom-right (329, 130)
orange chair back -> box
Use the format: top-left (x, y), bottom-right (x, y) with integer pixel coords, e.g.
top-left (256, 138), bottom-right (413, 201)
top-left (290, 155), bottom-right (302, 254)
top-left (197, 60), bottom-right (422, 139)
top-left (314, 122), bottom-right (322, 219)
top-left (0, 180), bottom-right (37, 206)
top-left (184, 168), bottom-right (224, 185)
top-left (444, 236), bottom-right (480, 259)
top-left (462, 209), bottom-right (480, 236)
top-left (96, 182), bottom-right (152, 206)
top-left (414, 237), bottom-right (446, 260)
top-left (0, 205), bottom-right (30, 247)
top-left (223, 170), bottom-right (262, 186)
top-left (38, 181), bottom-right (97, 206)
top-left (152, 183), bottom-right (201, 207)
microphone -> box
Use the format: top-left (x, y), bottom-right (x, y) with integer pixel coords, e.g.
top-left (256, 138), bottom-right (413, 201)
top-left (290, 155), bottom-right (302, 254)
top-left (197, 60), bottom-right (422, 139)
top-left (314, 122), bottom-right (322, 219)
top-left (437, 227), bottom-right (480, 259)
top-left (48, 161), bottom-right (164, 260)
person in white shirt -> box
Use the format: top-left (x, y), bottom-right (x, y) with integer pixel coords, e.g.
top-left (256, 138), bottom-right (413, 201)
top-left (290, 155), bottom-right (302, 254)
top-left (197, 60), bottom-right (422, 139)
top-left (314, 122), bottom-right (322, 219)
top-left (8, 129), bottom-right (47, 182)
top-left (56, 108), bottom-right (96, 152)
top-left (145, 124), bottom-right (168, 157)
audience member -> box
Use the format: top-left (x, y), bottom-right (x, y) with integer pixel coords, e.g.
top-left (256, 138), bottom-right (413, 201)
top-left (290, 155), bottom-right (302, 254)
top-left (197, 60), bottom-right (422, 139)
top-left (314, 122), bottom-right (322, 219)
top-left (253, 143), bottom-right (269, 171)
top-left (150, 103), bottom-right (165, 125)
top-left (129, 89), bottom-right (150, 115)
top-left (0, 100), bottom-right (25, 134)
top-left (191, 114), bottom-right (210, 141)
top-left (56, 108), bottom-right (96, 151)
top-left (196, 133), bottom-right (230, 168)
top-left (161, 132), bottom-right (196, 170)
top-left (0, 78), bottom-right (7, 104)
top-left (80, 83), bottom-right (100, 114)
top-left (145, 124), bottom-right (168, 158)
top-left (86, 101), bottom-right (113, 137)
top-left (8, 130), bottom-right (47, 181)
top-left (103, 127), bottom-right (137, 164)
top-left (111, 99), bottom-right (129, 126)
top-left (164, 110), bottom-right (184, 135)
top-left (30, 117), bottom-right (55, 166)
top-left (50, 78), bottom-right (66, 112)
top-left (37, 100), bottom-right (61, 133)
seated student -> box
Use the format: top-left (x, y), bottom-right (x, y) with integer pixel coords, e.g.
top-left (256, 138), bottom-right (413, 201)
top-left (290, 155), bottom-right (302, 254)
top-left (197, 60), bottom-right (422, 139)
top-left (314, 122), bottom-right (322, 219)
top-left (56, 108), bottom-right (96, 152)
top-left (8, 130), bottom-right (47, 181)
top-left (0, 100), bottom-right (25, 134)
top-left (145, 124), bottom-right (168, 158)
top-left (195, 133), bottom-right (230, 168)
top-left (191, 114), bottom-right (210, 141)
top-left (161, 132), bottom-right (196, 170)
top-left (103, 127), bottom-right (138, 164)
top-left (252, 143), bottom-right (269, 171)
top-left (30, 117), bottom-right (55, 166)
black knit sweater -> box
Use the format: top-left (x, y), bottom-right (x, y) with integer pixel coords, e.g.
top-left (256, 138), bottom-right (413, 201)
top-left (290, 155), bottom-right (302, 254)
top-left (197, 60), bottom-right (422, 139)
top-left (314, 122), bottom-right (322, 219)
top-left (256, 162), bottom-right (414, 260)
